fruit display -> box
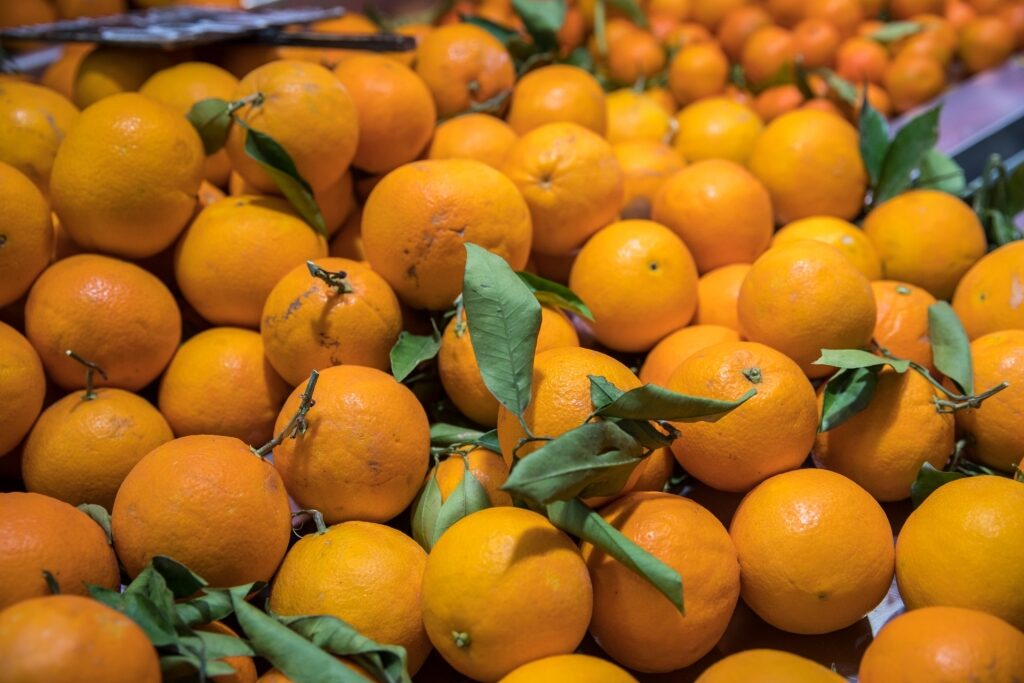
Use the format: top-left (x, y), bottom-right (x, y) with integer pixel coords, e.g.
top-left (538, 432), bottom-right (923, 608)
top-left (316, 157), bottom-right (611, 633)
top-left (1, 0), bottom-right (1023, 681)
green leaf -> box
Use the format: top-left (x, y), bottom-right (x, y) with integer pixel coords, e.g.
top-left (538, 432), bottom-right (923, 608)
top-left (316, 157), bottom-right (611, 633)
top-left (928, 302), bottom-right (973, 395)
top-left (565, 46), bottom-right (595, 71)
top-left (1006, 163), bottom-right (1024, 217)
top-left (278, 614), bottom-right (411, 683)
top-left (432, 464), bottom-right (493, 544)
top-left (461, 14), bottom-right (521, 45)
top-left (186, 97), bottom-right (232, 155)
top-left (161, 654), bottom-right (238, 681)
top-left (605, 0), bottom-right (646, 26)
top-left (874, 106), bottom-right (941, 205)
top-left (411, 473), bottom-right (444, 551)
top-left (475, 429), bottom-right (502, 452)
top-left (123, 592), bottom-right (180, 647)
top-left (588, 376), bottom-right (756, 422)
top-left (547, 497), bottom-right (683, 611)
top-left (986, 208), bottom-right (1020, 246)
top-left (910, 462), bottom-right (967, 507)
top-left (512, 0), bottom-right (566, 51)
top-left (729, 63), bottom-right (748, 90)
top-left (917, 148), bottom-right (966, 196)
top-left (869, 21), bottom-right (922, 43)
top-left (818, 366), bottom-right (881, 432)
top-left (813, 348), bottom-right (911, 373)
top-left (390, 321), bottom-right (441, 382)
top-left (191, 630), bottom-right (255, 659)
top-left (818, 68), bottom-right (857, 105)
top-left (77, 503), bottom-right (112, 544)
top-left (430, 423), bottom-right (485, 447)
top-left (612, 417), bottom-right (678, 450)
top-left (858, 95), bottom-right (889, 187)
top-left (149, 556), bottom-right (207, 599)
top-left (502, 422), bottom-right (644, 504)
top-left (228, 594), bottom-right (373, 683)
top-left (88, 584), bottom-right (125, 611)
top-left (517, 271), bottom-right (594, 320)
top-left (589, 374), bottom-right (624, 410)
top-left (462, 243), bottom-right (542, 420)
top-left (235, 119), bottom-right (327, 237)
top-left (175, 583), bottom-right (257, 627)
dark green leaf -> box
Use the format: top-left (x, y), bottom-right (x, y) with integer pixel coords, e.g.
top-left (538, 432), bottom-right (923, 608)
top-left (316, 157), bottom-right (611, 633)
top-left (1006, 163), bottom-right (1024, 217)
top-left (910, 462), bottom-right (967, 506)
top-left (565, 46), bottom-right (595, 71)
top-left (186, 97), bottom-right (232, 155)
top-left (390, 321), bottom-right (441, 382)
top-left (986, 208), bottom-right (1020, 246)
top-left (277, 614), bottom-right (411, 683)
top-left (813, 348), bottom-right (910, 373)
top-left (511, 0), bottom-right (565, 51)
top-left (161, 654), bottom-right (237, 681)
top-left (869, 21), bottom-right (922, 43)
top-left (191, 630), bottom-right (255, 658)
top-left (236, 119), bottom-right (327, 237)
top-left (461, 14), bottom-right (520, 45)
top-left (88, 584), bottom-right (124, 611)
top-left (474, 429), bottom-right (502, 452)
top-left (589, 375), bottom-right (624, 411)
top-left (818, 68), bottom-right (857, 105)
top-left (729, 63), bottom-right (748, 90)
top-left (917, 148), bottom-right (966, 196)
top-left (175, 583), bottom-right (257, 627)
top-left (502, 422), bottom-right (643, 504)
top-left (462, 243), bottom-right (542, 419)
top-left (874, 106), bottom-right (940, 205)
top-left (547, 497), bottom-right (683, 611)
top-left (605, 0), bottom-right (646, 26)
top-left (123, 592), bottom-right (179, 647)
top-left (77, 503), bottom-right (112, 544)
top-left (818, 366), bottom-right (880, 432)
top-left (433, 465), bottom-right (494, 544)
top-left (410, 473), bottom-right (443, 551)
top-left (228, 594), bottom-right (372, 683)
top-left (612, 417), bottom-right (678, 449)
top-left (858, 95), bottom-right (889, 187)
top-left (794, 62), bottom-right (815, 100)
top-left (430, 423), bottom-right (485, 447)
top-left (517, 271), bottom-right (594, 320)
top-left (589, 376), bottom-right (756, 422)
top-left (928, 302), bottom-right (973, 395)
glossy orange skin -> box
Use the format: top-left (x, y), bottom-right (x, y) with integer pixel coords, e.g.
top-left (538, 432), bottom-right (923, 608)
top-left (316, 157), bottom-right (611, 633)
top-left (0, 595), bottom-right (161, 683)
top-left (507, 65), bottom-right (606, 136)
top-left (272, 365), bottom-right (430, 524)
top-left (500, 654), bottom-right (637, 683)
top-left (667, 42), bottom-right (729, 105)
top-left (0, 493), bottom-right (120, 609)
top-left (584, 493), bottom-right (740, 673)
top-left (871, 280), bottom-right (937, 371)
top-left (731, 468), bottom-right (895, 634)
top-left (742, 26), bottom-right (798, 88)
top-left (0, 163), bottom-right (52, 309)
top-left (697, 649), bottom-right (846, 682)
top-left (883, 54), bottom-right (947, 113)
top-left (433, 447), bottom-right (512, 506)
top-left (0, 82), bottom-right (79, 196)
top-left (771, 215), bottom-right (882, 280)
top-left (111, 435), bottom-right (292, 586)
top-left (753, 85), bottom-right (804, 122)
top-left (952, 241), bottom-right (1024, 340)
top-left (695, 263), bottom-right (751, 332)
top-left (72, 47), bottom-right (173, 108)
top-left (956, 330), bottom-right (1024, 471)
top-left (606, 89), bottom-right (673, 145)
top-left (608, 29), bottom-right (668, 85)
top-left (640, 324), bottom-right (741, 386)
top-left (673, 97), bottom-right (763, 165)
top-left (835, 36), bottom-right (889, 83)
top-left (794, 18), bottom-right (842, 67)
top-left (415, 24), bottom-right (516, 118)
top-left (0, 322), bottom-right (45, 457)
top-left (428, 113), bottom-right (518, 168)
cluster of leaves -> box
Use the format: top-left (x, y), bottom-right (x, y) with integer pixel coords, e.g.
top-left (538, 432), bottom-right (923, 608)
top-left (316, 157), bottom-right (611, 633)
top-left (972, 154), bottom-right (1024, 246)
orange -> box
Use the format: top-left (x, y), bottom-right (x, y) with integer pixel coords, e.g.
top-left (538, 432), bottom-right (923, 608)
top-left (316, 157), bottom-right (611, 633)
top-left (612, 140), bottom-right (686, 217)
top-left (333, 55), bottom-right (435, 174)
top-left (639, 324), bottom-right (741, 386)
top-left (739, 240), bottom-right (876, 377)
top-left (0, 82), bottom-right (79, 195)
top-left (667, 341), bottom-right (818, 491)
top-left (329, 207), bottom-right (364, 261)
top-left (771, 216), bottom-right (882, 280)
top-left (584, 446), bottom-right (677, 507)
top-left (41, 45), bottom-right (92, 102)
top-left (260, 257), bottom-right (402, 385)
top-left (0, 163), bottom-right (52, 309)
top-left (158, 327), bottom-right (290, 445)
top-left (499, 654), bottom-right (637, 683)
top-left (72, 47), bottom-right (173, 108)
top-left (859, 606), bottom-right (1024, 682)
top-left (226, 60), bottom-right (358, 194)
top-left (316, 169), bottom-right (356, 237)
top-left (0, 322), bottom-right (46, 457)
top-left (270, 521), bottom-right (432, 674)
top-left (174, 195), bottom-right (328, 327)
top-left (766, 0), bottom-right (805, 26)
top-left (863, 189), bottom-right (986, 300)
top-left (422, 507), bottom-right (593, 681)
top-left (652, 160), bottom-right (773, 274)
top-left (428, 113), bottom-right (518, 168)
top-left (753, 84), bottom-right (805, 122)
top-left (26, 254), bottom-right (180, 391)
top-left (647, 0), bottom-right (691, 21)
top-left (362, 158), bottom-right (532, 309)
top-left (851, 82), bottom-right (893, 118)
top-left (835, 36), bottom-right (889, 84)
top-left (895, 475), bottom-right (1024, 629)
top-left (496, 346), bottom-right (641, 460)
top-left (871, 280), bottom-right (937, 370)
top-left (953, 241), bottom-right (1024, 339)
top-left (956, 330), bottom-right (1024, 471)
top-left (959, 15), bottom-right (1016, 73)
top-left (415, 24), bottom-right (516, 118)
top-left (804, 0), bottom-right (864, 37)
top-left (138, 62), bottom-right (238, 187)
top-left (295, 13), bottom-right (380, 66)
top-left (794, 18), bottom-right (842, 67)
top-left (695, 263), bottom-right (751, 331)
top-left (673, 97), bottom-right (763, 165)
top-left (741, 26), bottom-right (798, 88)
top-left (731, 468), bottom-right (895, 634)
top-left (0, 493), bottom-right (120, 609)
top-left (507, 65), bottom-right (605, 136)
top-left (883, 54), bottom-right (946, 113)
top-left (569, 219), bottom-right (698, 352)
top-left (690, 0), bottom-right (748, 29)
top-left (583, 493), bottom-right (739, 672)
top-left (891, 0), bottom-right (945, 18)
top-left (55, 0), bottom-right (126, 17)
top-left (111, 434), bottom-right (292, 585)
top-left (813, 368), bottom-right (954, 500)
top-left (0, 595), bottom-right (160, 683)
top-left (607, 30), bottom-right (667, 85)
top-left (749, 109), bottom-right (867, 223)
top-left (272, 365), bottom-right (430, 524)
top-left (557, 6), bottom-right (586, 54)
top-left (717, 5), bottom-right (775, 62)
top-left (0, 0), bottom-right (56, 48)
top-left (697, 649), bottom-right (846, 682)
top-left (664, 21), bottom-right (715, 49)
top-left (50, 93), bottom-right (204, 258)
top-left (22, 386), bottom-right (173, 510)
top-left (439, 306), bottom-right (579, 427)
top-left (604, 89), bottom-right (673, 144)
top-left (1000, 2), bottom-right (1024, 48)
top-left (896, 30), bottom-right (954, 66)
top-left (667, 42), bottom-right (730, 106)
top-left (432, 447), bottom-right (512, 506)
top-left (501, 122), bottom-right (623, 256)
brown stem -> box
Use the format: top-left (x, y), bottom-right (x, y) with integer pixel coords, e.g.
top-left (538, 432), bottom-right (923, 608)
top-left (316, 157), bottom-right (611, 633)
top-left (253, 370), bottom-right (319, 458)
top-left (291, 509), bottom-right (328, 537)
top-left (307, 260), bottom-right (352, 293)
top-left (65, 350), bottom-right (107, 401)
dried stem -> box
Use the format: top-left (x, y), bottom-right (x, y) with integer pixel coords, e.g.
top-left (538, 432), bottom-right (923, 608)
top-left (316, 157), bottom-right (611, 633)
top-left (307, 260), bottom-right (352, 293)
top-left (253, 370), bottom-right (319, 458)
top-left (65, 350), bottom-right (107, 401)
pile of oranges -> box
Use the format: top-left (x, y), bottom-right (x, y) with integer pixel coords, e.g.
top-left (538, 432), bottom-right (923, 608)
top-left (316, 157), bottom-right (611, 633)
top-left (2, 0), bottom-right (1024, 681)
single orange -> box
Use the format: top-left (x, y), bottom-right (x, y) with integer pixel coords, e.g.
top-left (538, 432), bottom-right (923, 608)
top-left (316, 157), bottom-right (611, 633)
top-left (871, 280), bottom-right (937, 370)
top-left (690, 0), bottom-right (748, 30)
top-left (612, 140), bottom-right (686, 217)
top-left (0, 321), bottom-right (46, 457)
top-left (883, 54), bottom-right (946, 113)
top-left (804, 0), bottom-right (865, 37)
top-left (499, 654), bottom-right (637, 683)
top-left (667, 42), bottom-right (730, 106)
top-left (956, 330), bottom-right (1024, 471)
top-left (607, 29), bottom-right (667, 85)
top-left (0, 81), bottom-right (79, 196)
top-left (431, 447), bottom-right (512, 506)
top-left (716, 5), bottom-right (774, 62)
top-left (605, 89), bottom-right (673, 144)
top-left (794, 18), bottom-right (842, 67)
top-left (697, 650), bottom-right (845, 682)
top-left (673, 96), bottom-right (763, 165)
top-left (0, 162), bottom-right (53, 308)
top-left (959, 15), bottom-right (1017, 73)
top-left (771, 215), bottom-right (882, 280)
top-left (952, 241), bottom-right (1024, 339)
top-left (742, 26), bottom-right (798, 88)
top-left (415, 24), bottom-right (516, 118)
top-left (428, 113), bottom-right (518, 168)
top-left (837, 38), bottom-right (891, 84)
top-left (695, 263), bottom-right (751, 331)
top-left (640, 324), bottom-right (741, 386)
top-left (507, 65), bottom-right (606, 136)
top-left (753, 84), bottom-right (805, 123)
